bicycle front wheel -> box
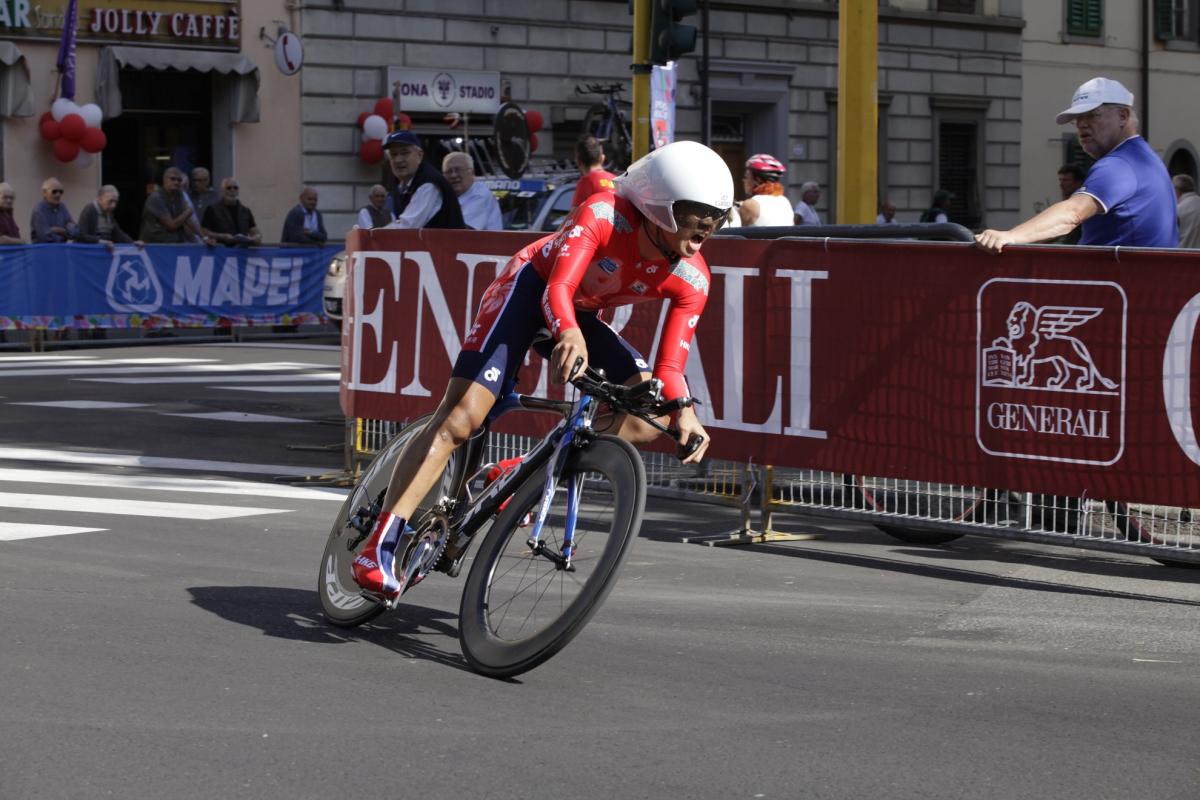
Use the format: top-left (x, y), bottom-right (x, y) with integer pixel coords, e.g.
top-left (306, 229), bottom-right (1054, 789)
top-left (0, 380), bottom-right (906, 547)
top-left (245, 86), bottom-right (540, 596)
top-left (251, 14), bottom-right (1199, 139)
top-left (459, 435), bottom-right (645, 678)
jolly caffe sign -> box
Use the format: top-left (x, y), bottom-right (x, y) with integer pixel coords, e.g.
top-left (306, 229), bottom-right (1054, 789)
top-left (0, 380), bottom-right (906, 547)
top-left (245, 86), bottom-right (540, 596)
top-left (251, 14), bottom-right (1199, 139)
top-left (0, 1), bottom-right (241, 48)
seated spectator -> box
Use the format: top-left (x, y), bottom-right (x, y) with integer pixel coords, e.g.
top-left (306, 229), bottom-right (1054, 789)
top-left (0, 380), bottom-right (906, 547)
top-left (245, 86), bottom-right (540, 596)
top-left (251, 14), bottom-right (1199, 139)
top-left (140, 167), bottom-right (212, 244)
top-left (381, 130), bottom-right (464, 229)
top-left (356, 184), bottom-right (392, 230)
top-left (793, 181), bottom-right (822, 225)
top-left (920, 190), bottom-right (953, 224)
top-left (203, 178), bottom-right (262, 245)
top-left (77, 185), bottom-right (140, 246)
top-left (876, 199), bottom-right (897, 224)
top-left (0, 183), bottom-right (24, 243)
top-left (31, 178), bottom-right (78, 242)
top-left (443, 152), bottom-right (502, 231)
top-left (281, 186), bottom-right (328, 244)
top-left (189, 167), bottom-right (220, 223)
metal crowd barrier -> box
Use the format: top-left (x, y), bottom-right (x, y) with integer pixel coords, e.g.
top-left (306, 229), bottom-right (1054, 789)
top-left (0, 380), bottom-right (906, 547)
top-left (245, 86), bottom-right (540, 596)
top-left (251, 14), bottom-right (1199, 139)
top-left (345, 419), bottom-right (1200, 566)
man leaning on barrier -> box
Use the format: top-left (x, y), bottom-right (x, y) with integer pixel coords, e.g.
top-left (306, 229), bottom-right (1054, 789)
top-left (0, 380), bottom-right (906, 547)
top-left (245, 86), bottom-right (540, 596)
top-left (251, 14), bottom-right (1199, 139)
top-left (976, 77), bottom-right (1178, 252)
top-left (203, 178), bottom-right (262, 246)
top-left (0, 183), bottom-right (24, 244)
top-left (141, 167), bottom-right (213, 245)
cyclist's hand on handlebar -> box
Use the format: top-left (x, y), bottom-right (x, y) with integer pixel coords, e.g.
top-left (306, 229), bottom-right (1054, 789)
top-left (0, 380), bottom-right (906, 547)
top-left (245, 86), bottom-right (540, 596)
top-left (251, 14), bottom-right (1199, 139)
top-left (673, 406), bottom-right (709, 464)
top-left (551, 329), bottom-right (589, 385)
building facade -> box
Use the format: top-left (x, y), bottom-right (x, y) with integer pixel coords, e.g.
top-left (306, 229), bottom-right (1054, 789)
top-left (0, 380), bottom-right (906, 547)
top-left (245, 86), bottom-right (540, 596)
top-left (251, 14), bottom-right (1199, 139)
top-left (298, 0), bottom-right (1025, 237)
top-left (1020, 0), bottom-right (1200, 217)
top-left (0, 1), bottom-right (300, 241)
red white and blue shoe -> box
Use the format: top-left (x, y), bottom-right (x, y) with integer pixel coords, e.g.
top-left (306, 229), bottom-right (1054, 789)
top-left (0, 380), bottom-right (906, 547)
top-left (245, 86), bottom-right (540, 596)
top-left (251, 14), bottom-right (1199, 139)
top-left (351, 512), bottom-right (410, 599)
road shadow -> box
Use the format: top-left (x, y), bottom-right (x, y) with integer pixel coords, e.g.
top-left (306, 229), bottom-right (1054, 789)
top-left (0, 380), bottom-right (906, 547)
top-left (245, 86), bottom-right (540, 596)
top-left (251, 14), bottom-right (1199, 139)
top-left (187, 585), bottom-right (475, 672)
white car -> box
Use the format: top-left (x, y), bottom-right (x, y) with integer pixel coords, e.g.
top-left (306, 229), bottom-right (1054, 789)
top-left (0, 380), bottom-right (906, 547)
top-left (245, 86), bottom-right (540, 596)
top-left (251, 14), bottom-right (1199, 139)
top-left (323, 178), bottom-right (577, 323)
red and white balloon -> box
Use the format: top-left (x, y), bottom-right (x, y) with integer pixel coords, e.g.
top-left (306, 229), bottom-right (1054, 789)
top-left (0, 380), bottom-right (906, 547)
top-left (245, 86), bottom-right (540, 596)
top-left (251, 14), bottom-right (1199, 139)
top-left (355, 96), bottom-right (411, 165)
top-left (41, 99), bottom-right (107, 166)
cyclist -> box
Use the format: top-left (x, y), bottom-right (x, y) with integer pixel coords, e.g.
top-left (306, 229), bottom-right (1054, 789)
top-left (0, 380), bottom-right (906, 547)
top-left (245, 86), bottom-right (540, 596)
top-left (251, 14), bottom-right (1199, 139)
top-left (736, 153), bottom-right (793, 227)
top-left (352, 140), bottom-right (734, 600)
top-left (569, 134), bottom-right (617, 209)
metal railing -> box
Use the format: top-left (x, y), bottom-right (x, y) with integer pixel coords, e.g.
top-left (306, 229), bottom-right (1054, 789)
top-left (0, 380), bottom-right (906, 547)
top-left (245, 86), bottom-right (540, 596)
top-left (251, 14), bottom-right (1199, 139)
top-left (347, 419), bottom-right (1200, 566)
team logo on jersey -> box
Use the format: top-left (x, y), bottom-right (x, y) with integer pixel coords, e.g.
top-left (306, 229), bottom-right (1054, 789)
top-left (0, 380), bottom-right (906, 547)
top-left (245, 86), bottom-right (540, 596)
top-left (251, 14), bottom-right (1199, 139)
top-left (105, 248), bottom-right (163, 313)
top-left (687, 314), bottom-right (699, 329)
top-left (589, 201), bottom-right (615, 225)
top-left (976, 278), bottom-right (1126, 465)
top-left (630, 281), bottom-right (647, 295)
top-left (644, 264), bottom-right (658, 274)
top-left (484, 367), bottom-right (501, 383)
top-left (598, 257), bottom-right (619, 274)
top-left (568, 225), bottom-right (584, 239)
top-left (670, 260), bottom-right (709, 296)
top-left (635, 358), bottom-right (648, 370)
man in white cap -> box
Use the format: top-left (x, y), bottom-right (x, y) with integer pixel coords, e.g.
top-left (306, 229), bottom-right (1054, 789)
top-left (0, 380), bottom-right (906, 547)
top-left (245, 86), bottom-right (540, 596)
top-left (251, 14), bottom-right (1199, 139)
top-left (976, 77), bottom-right (1177, 251)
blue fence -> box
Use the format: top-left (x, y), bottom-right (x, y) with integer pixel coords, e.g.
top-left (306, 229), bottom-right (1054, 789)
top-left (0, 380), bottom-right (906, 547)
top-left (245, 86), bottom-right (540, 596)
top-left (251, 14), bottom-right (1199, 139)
top-left (0, 243), bottom-right (339, 331)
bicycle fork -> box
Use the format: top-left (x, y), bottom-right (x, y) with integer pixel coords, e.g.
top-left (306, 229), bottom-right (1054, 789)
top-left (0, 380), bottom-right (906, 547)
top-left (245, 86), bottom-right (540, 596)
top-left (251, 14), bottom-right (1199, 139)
top-left (525, 397), bottom-right (595, 572)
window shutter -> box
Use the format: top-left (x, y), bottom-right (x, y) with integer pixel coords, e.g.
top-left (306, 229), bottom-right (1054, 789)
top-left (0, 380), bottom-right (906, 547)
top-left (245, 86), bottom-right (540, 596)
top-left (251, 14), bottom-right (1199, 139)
top-left (1067, 0), bottom-right (1103, 37)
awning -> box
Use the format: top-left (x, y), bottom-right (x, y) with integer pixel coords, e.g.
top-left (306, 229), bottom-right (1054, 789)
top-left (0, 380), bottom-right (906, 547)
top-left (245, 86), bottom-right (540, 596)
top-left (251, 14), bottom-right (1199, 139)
top-left (96, 46), bottom-right (260, 123)
top-left (0, 42), bottom-right (33, 118)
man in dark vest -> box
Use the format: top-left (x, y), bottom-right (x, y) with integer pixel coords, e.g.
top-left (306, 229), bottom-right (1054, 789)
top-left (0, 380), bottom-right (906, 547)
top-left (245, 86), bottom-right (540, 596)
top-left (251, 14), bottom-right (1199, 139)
top-left (382, 130), bottom-right (465, 230)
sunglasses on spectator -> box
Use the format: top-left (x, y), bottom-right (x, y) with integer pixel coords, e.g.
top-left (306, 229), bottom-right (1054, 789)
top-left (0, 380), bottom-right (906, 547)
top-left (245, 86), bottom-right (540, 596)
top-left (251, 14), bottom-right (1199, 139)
top-left (50, 189), bottom-right (64, 195)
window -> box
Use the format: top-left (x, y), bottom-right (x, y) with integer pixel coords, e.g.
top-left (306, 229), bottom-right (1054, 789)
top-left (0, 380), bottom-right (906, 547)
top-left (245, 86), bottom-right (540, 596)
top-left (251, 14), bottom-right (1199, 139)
top-left (937, 0), bottom-right (978, 12)
top-left (937, 121), bottom-right (981, 229)
top-left (1156, 0), bottom-right (1198, 40)
top-left (1066, 0), bottom-right (1103, 37)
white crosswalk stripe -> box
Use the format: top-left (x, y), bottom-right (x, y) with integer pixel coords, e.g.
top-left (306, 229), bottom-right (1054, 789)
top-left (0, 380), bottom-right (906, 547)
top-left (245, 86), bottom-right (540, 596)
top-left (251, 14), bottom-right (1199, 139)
top-left (0, 463), bottom-right (346, 542)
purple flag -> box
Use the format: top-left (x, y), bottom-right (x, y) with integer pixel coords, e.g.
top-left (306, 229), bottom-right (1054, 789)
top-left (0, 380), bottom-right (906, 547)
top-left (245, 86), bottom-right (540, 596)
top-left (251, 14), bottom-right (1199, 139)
top-left (56, 0), bottom-right (78, 100)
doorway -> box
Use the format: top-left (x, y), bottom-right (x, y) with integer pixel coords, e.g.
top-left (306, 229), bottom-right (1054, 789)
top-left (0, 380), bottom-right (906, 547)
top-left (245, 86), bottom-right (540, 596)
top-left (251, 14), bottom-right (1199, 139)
top-left (101, 69), bottom-right (212, 237)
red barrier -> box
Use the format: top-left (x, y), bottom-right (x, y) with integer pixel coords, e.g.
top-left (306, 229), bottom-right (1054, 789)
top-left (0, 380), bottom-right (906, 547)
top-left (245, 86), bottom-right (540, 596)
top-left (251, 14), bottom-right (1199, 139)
top-left (340, 228), bottom-right (1200, 507)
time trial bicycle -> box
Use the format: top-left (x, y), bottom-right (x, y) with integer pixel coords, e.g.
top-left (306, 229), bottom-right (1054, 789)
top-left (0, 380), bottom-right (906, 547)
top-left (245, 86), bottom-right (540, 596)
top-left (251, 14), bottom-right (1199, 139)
top-left (318, 360), bottom-right (702, 678)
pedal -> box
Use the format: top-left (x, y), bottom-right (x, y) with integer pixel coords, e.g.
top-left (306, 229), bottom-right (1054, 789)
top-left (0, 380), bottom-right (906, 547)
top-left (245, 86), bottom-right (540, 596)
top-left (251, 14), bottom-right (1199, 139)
top-left (359, 589), bottom-right (399, 610)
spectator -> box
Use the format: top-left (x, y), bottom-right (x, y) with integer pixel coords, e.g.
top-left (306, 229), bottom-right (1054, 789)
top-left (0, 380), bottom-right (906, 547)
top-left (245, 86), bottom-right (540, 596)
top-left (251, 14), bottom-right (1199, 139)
top-left (356, 184), bottom-right (391, 230)
top-left (381, 130), bottom-right (464, 230)
top-left (919, 190), bottom-right (952, 224)
top-left (281, 186), bottom-right (328, 244)
top-left (977, 77), bottom-right (1177, 252)
top-left (30, 178), bottom-right (78, 242)
top-left (77, 185), bottom-right (140, 246)
top-left (569, 134), bottom-right (616, 209)
top-left (140, 167), bottom-right (211, 244)
top-left (1175, 174), bottom-right (1200, 249)
top-left (876, 199), bottom-right (898, 224)
top-left (0, 183), bottom-right (24, 243)
top-left (443, 152), bottom-right (502, 231)
top-left (792, 181), bottom-right (822, 225)
top-left (1055, 164), bottom-right (1087, 243)
top-left (737, 153), bottom-right (793, 227)
top-left (189, 167), bottom-right (220, 223)
top-left (203, 178), bottom-right (262, 246)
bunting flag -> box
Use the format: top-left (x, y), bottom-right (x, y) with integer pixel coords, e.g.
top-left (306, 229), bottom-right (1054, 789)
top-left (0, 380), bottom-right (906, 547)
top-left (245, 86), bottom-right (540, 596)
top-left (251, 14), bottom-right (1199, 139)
top-left (55, 0), bottom-right (79, 100)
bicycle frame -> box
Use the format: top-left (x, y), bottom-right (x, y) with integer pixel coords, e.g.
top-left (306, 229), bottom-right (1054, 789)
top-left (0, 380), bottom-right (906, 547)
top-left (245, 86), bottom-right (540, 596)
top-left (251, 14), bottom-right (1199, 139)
top-left (440, 387), bottom-right (601, 570)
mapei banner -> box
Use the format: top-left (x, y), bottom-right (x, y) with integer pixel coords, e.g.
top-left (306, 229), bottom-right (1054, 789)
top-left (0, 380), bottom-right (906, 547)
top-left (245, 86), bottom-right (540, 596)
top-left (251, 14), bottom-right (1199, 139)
top-left (0, 243), bottom-right (336, 330)
top-left (340, 229), bottom-right (1200, 507)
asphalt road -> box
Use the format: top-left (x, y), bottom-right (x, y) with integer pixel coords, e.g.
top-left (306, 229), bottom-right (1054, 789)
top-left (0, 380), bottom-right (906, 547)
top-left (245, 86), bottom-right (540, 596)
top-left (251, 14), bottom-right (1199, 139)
top-left (0, 343), bottom-right (1197, 800)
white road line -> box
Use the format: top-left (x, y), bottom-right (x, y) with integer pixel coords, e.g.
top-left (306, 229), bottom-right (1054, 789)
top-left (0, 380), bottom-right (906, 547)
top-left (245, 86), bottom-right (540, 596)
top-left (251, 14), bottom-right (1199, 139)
top-left (0, 357), bottom-right (214, 370)
top-left (0, 523), bottom-right (107, 541)
top-left (0, 467), bottom-right (346, 501)
top-left (77, 372), bottom-right (339, 384)
top-left (2, 361), bottom-right (324, 378)
top-left (225, 343), bottom-right (340, 351)
top-left (0, 355), bottom-right (99, 362)
top-left (0, 447), bottom-right (335, 477)
top-left (0, 492), bottom-right (288, 520)
top-left (9, 401), bottom-right (150, 409)
top-left (218, 385), bottom-right (340, 393)
top-left (163, 412), bottom-right (314, 423)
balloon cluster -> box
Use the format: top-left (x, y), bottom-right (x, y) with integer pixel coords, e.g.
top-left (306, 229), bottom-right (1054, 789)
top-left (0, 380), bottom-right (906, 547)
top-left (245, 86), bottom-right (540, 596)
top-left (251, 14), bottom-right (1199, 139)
top-left (525, 109), bottom-right (544, 153)
top-left (356, 97), bottom-right (412, 165)
top-left (39, 98), bottom-right (107, 167)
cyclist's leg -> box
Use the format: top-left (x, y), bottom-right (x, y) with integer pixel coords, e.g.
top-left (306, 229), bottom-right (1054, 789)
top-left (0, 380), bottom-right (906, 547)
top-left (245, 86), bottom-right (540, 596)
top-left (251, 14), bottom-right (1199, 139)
top-left (354, 263), bottom-right (546, 596)
top-left (576, 313), bottom-right (662, 444)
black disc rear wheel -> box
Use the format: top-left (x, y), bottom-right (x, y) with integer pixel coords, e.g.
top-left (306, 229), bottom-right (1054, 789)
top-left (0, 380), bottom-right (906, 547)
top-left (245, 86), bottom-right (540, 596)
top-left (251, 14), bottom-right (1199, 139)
top-left (459, 436), bottom-right (645, 678)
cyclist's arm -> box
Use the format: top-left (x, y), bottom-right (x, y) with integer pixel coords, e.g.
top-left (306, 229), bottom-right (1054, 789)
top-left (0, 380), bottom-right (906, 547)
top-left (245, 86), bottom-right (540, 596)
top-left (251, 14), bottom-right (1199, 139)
top-left (541, 212), bottom-right (608, 337)
top-left (654, 285), bottom-right (707, 401)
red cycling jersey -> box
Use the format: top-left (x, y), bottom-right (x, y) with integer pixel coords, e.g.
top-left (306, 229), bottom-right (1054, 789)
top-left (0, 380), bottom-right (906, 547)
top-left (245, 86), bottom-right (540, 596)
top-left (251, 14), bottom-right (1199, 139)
top-left (511, 191), bottom-right (710, 401)
top-left (570, 169), bottom-right (616, 209)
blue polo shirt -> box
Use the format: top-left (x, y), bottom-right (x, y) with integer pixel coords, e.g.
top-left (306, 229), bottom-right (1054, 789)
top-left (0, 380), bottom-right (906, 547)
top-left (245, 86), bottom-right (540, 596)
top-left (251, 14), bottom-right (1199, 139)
top-left (1077, 136), bottom-right (1178, 247)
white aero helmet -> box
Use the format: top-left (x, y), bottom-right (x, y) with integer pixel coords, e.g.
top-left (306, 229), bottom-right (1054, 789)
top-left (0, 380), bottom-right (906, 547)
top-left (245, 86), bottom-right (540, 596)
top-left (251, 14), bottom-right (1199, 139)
top-left (614, 140), bottom-right (734, 233)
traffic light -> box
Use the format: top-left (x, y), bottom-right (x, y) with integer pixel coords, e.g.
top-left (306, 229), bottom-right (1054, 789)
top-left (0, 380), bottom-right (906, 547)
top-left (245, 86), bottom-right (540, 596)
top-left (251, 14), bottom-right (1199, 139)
top-left (649, 0), bottom-right (698, 65)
